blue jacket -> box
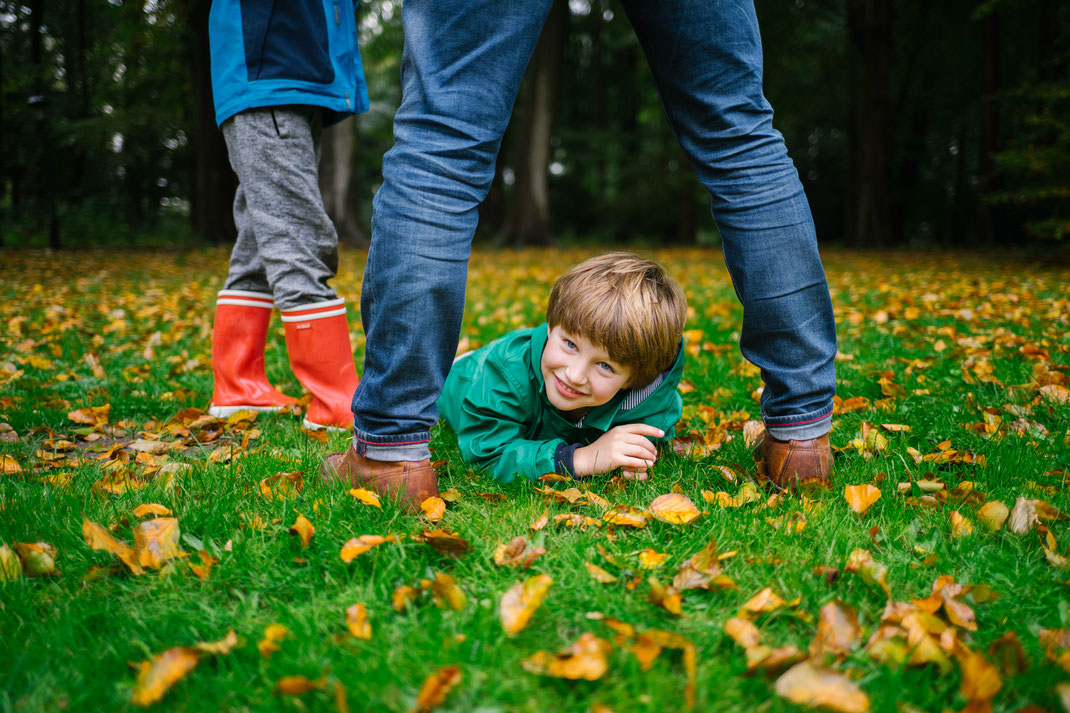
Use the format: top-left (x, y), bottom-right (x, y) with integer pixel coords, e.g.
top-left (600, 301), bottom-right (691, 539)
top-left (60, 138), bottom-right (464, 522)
top-left (209, 0), bottom-right (370, 127)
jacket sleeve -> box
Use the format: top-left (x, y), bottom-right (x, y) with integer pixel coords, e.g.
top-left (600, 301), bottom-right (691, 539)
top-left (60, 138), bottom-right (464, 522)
top-left (615, 385), bottom-right (683, 449)
top-left (450, 357), bottom-right (564, 484)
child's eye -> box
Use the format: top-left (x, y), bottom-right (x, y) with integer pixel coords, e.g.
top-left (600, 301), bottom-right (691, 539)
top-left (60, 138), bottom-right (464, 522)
top-left (597, 362), bottom-right (614, 373)
top-left (564, 339), bottom-right (577, 350)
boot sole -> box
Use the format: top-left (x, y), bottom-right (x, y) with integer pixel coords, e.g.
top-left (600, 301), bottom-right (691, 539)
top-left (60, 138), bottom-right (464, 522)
top-left (208, 404), bottom-right (285, 417)
top-left (302, 417), bottom-right (351, 433)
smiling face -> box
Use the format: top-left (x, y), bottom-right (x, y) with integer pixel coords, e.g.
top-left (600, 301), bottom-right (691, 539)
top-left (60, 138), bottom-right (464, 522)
top-left (540, 325), bottom-right (633, 412)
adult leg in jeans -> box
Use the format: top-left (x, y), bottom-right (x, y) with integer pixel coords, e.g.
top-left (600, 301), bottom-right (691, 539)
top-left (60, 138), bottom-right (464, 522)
top-left (324, 0), bottom-right (555, 505)
top-left (621, 0), bottom-right (837, 484)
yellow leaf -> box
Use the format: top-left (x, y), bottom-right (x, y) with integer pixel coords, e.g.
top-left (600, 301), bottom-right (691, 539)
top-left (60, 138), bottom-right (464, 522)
top-left (340, 534), bottom-right (396, 562)
top-left (950, 510), bottom-right (975, 537)
top-left (809, 601), bottom-right (862, 658)
top-left (82, 517), bottom-right (144, 575)
top-left (0, 543), bottom-right (22, 581)
top-left (14, 542), bottom-right (57, 577)
top-left (724, 617), bottom-right (761, 649)
top-left (260, 471), bottom-right (303, 500)
top-left (500, 573), bottom-right (553, 635)
top-left (133, 518), bottom-right (183, 569)
top-left (392, 585), bottom-right (420, 613)
top-left (957, 648), bottom-right (1002, 701)
top-left (415, 666), bottom-right (462, 712)
top-left (521, 633), bottom-right (611, 681)
top-left (349, 487), bottom-right (382, 509)
top-left (601, 504), bottom-right (649, 528)
top-left (774, 661), bottom-right (870, 713)
top-left (131, 647), bottom-right (199, 706)
top-left (647, 577), bottom-right (682, 616)
top-left (530, 508), bottom-right (549, 531)
top-left (133, 503), bottom-right (173, 518)
top-left (414, 529), bottom-right (472, 558)
top-left (430, 571), bottom-right (467, 611)
top-left (420, 496), bottom-right (446, 522)
top-left (257, 624), bottom-right (288, 658)
top-left (738, 586), bottom-right (793, 618)
top-left (844, 484), bottom-right (882, 515)
top-left (638, 548), bottom-right (668, 569)
top-left (585, 562), bottom-right (618, 584)
top-left (492, 536), bottom-right (546, 569)
top-left (346, 603), bottom-right (371, 639)
top-left (1, 455), bottom-right (21, 474)
top-left (844, 548), bottom-right (890, 596)
top-left (288, 511), bottom-right (314, 548)
top-left (648, 493), bottom-right (701, 525)
top-left (194, 630), bottom-right (240, 655)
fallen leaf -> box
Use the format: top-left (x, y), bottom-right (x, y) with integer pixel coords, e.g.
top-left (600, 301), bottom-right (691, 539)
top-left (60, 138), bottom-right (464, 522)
top-left (133, 503), bottom-right (172, 518)
top-left (978, 501), bottom-right (1009, 531)
top-left (530, 509), bottom-right (549, 531)
top-left (392, 585), bottom-right (420, 613)
top-left (1, 455), bottom-right (21, 474)
top-left (439, 488), bottom-right (462, 502)
top-left (492, 536), bottom-right (546, 569)
top-left (500, 573), bottom-right (553, 635)
top-left (844, 484), bottom-right (882, 515)
top-left (82, 517), bottom-right (144, 575)
top-left (420, 496), bottom-right (446, 522)
top-left (346, 603), bottom-right (371, 639)
top-left (957, 648), bottom-right (1002, 702)
top-left (340, 534), bottom-right (396, 562)
top-left (14, 541), bottom-right (57, 577)
top-left (585, 562), bottom-right (618, 583)
top-left (949, 510), bottom-right (975, 537)
top-left (193, 630), bottom-right (240, 655)
top-left (648, 493), bottom-right (701, 525)
top-left (429, 571), bottom-right (467, 611)
top-left (601, 504), bottom-right (649, 528)
top-left (639, 548), bottom-right (668, 569)
top-left (258, 624), bottom-right (288, 658)
top-left (648, 577), bottom-right (682, 615)
top-left (274, 675), bottom-right (326, 695)
top-left (131, 647), bottom-right (199, 706)
top-left (774, 661), bottom-right (870, 713)
top-left (415, 666), bottom-right (462, 712)
top-left (844, 549), bottom-right (890, 597)
top-left (133, 518), bottom-right (183, 568)
top-left (809, 601), bottom-right (862, 659)
top-left (738, 587), bottom-right (796, 618)
top-left (1008, 497), bottom-right (1037, 534)
top-left (521, 633), bottom-right (612, 681)
top-left (987, 632), bottom-right (1027, 677)
top-left (288, 511), bottom-right (314, 548)
top-left (349, 487), bottom-right (382, 509)
top-left (414, 529), bottom-right (472, 558)
top-left (260, 471), bottom-right (303, 500)
top-left (0, 543), bottom-right (21, 581)
top-left (724, 617), bottom-right (762, 649)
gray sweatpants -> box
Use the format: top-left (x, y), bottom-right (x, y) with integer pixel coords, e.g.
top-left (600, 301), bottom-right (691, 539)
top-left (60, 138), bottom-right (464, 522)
top-left (221, 107), bottom-right (339, 310)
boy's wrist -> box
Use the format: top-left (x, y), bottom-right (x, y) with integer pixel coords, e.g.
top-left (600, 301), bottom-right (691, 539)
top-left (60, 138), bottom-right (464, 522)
top-left (553, 442), bottom-right (581, 478)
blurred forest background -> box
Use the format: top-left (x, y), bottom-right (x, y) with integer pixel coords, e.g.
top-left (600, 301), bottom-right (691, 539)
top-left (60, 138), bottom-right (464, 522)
top-left (0, 0), bottom-right (1067, 251)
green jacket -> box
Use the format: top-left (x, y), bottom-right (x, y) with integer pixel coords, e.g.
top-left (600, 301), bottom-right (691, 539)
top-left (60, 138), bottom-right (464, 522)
top-left (437, 324), bottom-right (685, 483)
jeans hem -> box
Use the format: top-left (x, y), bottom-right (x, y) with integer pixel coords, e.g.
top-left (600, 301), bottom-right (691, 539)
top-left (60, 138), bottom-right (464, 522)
top-left (352, 432), bottom-right (432, 462)
top-left (764, 409), bottom-right (832, 441)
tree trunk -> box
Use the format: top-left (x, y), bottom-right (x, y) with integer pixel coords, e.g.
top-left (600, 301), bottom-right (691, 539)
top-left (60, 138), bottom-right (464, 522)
top-left (845, 0), bottom-right (893, 248)
top-left (319, 117), bottom-right (367, 246)
top-left (505, 0), bottom-right (567, 247)
top-left (29, 0), bottom-right (60, 248)
top-left (183, 0), bottom-right (236, 245)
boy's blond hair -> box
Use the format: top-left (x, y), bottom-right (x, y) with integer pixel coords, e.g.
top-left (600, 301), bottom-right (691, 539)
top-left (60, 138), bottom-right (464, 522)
top-left (546, 252), bottom-right (686, 388)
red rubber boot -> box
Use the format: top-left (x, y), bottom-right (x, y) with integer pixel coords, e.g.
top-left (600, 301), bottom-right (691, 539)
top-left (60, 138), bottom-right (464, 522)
top-left (281, 298), bottom-right (360, 430)
top-left (209, 290), bottom-right (297, 416)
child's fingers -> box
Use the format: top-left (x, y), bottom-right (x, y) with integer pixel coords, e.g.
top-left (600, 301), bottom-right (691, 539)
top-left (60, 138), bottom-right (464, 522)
top-left (616, 423), bottom-right (665, 439)
top-left (622, 468), bottom-right (649, 481)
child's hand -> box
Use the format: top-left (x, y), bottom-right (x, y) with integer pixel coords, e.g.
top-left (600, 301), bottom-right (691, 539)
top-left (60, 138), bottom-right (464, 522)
top-left (573, 423), bottom-right (664, 477)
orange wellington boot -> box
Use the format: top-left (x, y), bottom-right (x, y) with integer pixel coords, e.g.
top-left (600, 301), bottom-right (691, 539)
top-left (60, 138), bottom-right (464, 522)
top-left (209, 290), bottom-right (297, 417)
top-left (280, 298), bottom-right (360, 430)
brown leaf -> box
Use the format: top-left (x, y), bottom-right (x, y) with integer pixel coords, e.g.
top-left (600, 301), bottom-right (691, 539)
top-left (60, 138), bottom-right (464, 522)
top-left (746, 644), bottom-right (807, 675)
top-left (987, 632), bottom-right (1027, 677)
top-left (1009, 497), bottom-right (1038, 534)
top-left (420, 496), bottom-right (446, 522)
top-left (340, 534), bottom-right (396, 562)
top-left (439, 488), bottom-right (462, 502)
top-left (724, 617), bottom-right (762, 649)
top-left (414, 529), bottom-right (472, 558)
top-left (844, 549), bottom-right (890, 597)
top-left (349, 487), bottom-right (382, 509)
top-left (492, 536), bottom-right (546, 569)
top-left (809, 601), bottom-right (862, 659)
top-left (529, 509), bottom-right (549, 531)
top-left (82, 517), bottom-right (144, 575)
top-left (68, 404), bottom-right (110, 427)
top-left (521, 633), bottom-right (612, 681)
top-left (288, 511), bottom-right (314, 548)
top-left (500, 573), bottom-right (553, 635)
top-left (648, 493), bottom-right (701, 525)
top-left (193, 630), bottom-right (240, 655)
top-left (844, 484), bottom-right (881, 515)
top-left (133, 518), bottom-right (183, 568)
top-left (738, 587), bottom-right (798, 618)
top-left (274, 675), bottom-right (326, 695)
top-left (774, 661), bottom-right (870, 713)
top-left (415, 666), bottom-right (462, 712)
top-left (130, 647), bottom-right (199, 706)
top-left (957, 648), bottom-right (1002, 701)
top-left (346, 603), bottom-right (372, 639)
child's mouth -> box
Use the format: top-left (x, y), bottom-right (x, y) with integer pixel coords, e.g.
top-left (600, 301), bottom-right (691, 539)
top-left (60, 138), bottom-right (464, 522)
top-left (554, 374), bottom-right (584, 398)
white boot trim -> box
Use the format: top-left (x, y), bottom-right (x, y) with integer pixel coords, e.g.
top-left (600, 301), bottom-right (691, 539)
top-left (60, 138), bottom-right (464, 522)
top-left (280, 307), bottom-right (347, 322)
top-left (283, 297), bottom-right (346, 312)
top-left (217, 298), bottom-right (275, 309)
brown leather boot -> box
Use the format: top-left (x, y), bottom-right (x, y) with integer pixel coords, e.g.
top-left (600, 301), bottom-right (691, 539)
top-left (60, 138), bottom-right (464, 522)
top-left (758, 432), bottom-right (832, 491)
top-left (321, 445), bottom-right (438, 512)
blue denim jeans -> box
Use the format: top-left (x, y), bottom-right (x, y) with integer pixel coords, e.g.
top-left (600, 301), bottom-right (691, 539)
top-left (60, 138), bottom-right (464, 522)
top-left (352, 0), bottom-right (837, 460)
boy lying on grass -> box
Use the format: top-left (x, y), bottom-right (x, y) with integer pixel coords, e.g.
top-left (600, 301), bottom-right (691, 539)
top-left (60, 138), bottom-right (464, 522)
top-left (437, 252), bottom-right (687, 482)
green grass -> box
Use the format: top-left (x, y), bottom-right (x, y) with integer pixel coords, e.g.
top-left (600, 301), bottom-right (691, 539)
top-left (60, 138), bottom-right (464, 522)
top-left (1, 247), bottom-right (1068, 712)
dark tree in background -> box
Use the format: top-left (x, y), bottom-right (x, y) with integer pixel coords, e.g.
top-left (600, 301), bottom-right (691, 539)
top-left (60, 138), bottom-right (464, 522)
top-left (0, 0), bottom-right (1067, 250)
